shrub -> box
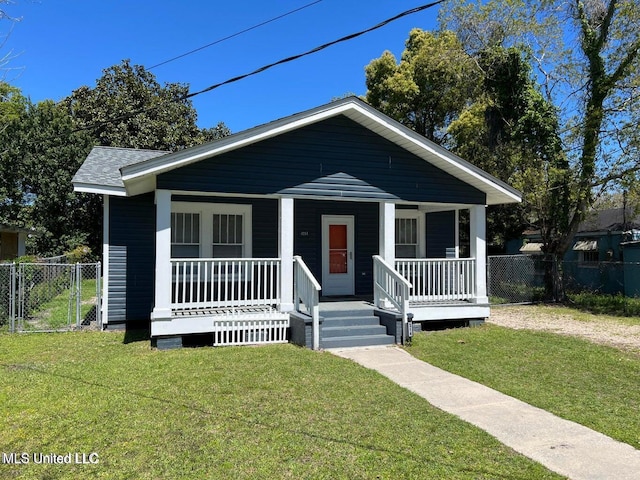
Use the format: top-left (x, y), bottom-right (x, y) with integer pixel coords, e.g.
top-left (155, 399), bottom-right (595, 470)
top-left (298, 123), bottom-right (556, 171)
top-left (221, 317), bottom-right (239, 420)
top-left (65, 245), bottom-right (93, 263)
top-left (566, 292), bottom-right (640, 317)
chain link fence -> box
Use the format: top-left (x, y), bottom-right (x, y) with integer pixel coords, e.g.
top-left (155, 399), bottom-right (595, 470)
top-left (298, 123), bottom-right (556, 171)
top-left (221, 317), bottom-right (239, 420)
top-left (0, 262), bottom-right (101, 333)
top-left (488, 255), bottom-right (639, 304)
top-left (488, 255), bottom-right (545, 304)
top-left (0, 263), bottom-right (15, 329)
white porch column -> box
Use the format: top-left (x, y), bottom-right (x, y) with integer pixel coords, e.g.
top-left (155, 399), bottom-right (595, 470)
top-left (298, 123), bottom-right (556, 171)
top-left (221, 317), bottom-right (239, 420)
top-left (470, 205), bottom-right (489, 304)
top-left (379, 202), bottom-right (395, 264)
top-left (279, 197), bottom-right (294, 312)
top-left (151, 189), bottom-right (172, 322)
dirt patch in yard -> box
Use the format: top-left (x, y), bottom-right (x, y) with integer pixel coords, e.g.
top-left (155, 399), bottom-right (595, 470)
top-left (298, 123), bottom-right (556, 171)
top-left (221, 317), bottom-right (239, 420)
top-left (489, 305), bottom-right (640, 353)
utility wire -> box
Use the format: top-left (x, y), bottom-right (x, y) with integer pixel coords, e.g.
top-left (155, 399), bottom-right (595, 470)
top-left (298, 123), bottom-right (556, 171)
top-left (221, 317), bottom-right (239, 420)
top-left (76, 0), bottom-right (445, 133)
top-left (148, 0), bottom-right (323, 70)
top-left (185, 0), bottom-right (445, 99)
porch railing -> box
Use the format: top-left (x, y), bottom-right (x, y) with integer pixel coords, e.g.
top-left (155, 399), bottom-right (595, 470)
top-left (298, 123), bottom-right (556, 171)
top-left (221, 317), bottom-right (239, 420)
top-left (395, 258), bottom-right (476, 302)
top-left (373, 255), bottom-right (412, 344)
top-left (293, 256), bottom-right (321, 350)
top-left (170, 258), bottom-right (281, 311)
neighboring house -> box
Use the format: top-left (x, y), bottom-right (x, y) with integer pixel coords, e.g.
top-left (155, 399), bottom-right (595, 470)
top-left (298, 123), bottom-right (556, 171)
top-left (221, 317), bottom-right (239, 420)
top-left (73, 97), bottom-right (521, 348)
top-left (512, 207), bottom-right (640, 294)
top-left (0, 224), bottom-right (28, 261)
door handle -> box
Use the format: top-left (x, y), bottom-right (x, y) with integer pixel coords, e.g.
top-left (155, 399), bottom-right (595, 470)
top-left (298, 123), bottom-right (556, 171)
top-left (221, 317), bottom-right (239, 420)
top-left (349, 251), bottom-right (353, 260)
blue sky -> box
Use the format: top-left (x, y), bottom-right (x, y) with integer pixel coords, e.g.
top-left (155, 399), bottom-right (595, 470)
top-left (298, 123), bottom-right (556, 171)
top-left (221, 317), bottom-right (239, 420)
top-left (2, 1), bottom-right (440, 133)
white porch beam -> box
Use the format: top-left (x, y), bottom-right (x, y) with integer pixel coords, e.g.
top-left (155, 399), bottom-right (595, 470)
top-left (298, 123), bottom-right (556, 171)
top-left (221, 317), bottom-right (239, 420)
top-left (279, 197), bottom-right (294, 312)
top-left (151, 189), bottom-right (172, 324)
top-left (379, 202), bottom-right (395, 264)
top-left (470, 205), bottom-right (489, 303)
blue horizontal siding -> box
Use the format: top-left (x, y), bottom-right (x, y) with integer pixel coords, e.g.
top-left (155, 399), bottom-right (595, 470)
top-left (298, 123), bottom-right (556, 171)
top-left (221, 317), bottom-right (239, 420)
top-left (109, 193), bottom-right (156, 328)
top-left (158, 115), bottom-right (486, 204)
top-left (427, 211), bottom-right (456, 258)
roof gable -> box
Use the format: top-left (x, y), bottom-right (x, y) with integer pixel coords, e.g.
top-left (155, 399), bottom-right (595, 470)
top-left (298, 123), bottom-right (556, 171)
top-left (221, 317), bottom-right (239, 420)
top-left (157, 115), bottom-right (487, 204)
top-left (74, 97), bottom-right (521, 205)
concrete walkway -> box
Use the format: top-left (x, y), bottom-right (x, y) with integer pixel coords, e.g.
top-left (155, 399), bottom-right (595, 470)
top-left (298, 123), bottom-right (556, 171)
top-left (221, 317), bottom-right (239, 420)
top-left (331, 345), bottom-right (640, 480)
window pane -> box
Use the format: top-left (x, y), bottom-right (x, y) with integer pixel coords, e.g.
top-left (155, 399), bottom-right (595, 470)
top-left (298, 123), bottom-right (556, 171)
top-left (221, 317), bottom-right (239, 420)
top-left (192, 214), bottom-right (200, 243)
top-left (396, 218), bottom-right (418, 257)
top-left (175, 213), bottom-right (184, 243)
top-left (220, 215), bottom-right (228, 243)
top-left (213, 214), bottom-right (220, 243)
top-left (329, 225), bottom-right (347, 249)
top-left (171, 213), bottom-right (200, 257)
top-left (396, 245), bottom-right (417, 258)
top-left (171, 245), bottom-right (199, 258)
top-left (235, 215), bottom-right (242, 243)
top-left (184, 214), bottom-right (192, 243)
top-left (227, 215), bottom-right (234, 243)
top-left (213, 245), bottom-right (243, 258)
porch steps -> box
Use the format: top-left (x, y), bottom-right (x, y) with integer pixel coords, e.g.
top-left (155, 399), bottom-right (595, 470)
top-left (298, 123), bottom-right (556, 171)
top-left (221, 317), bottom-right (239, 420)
top-left (321, 313), bottom-right (395, 349)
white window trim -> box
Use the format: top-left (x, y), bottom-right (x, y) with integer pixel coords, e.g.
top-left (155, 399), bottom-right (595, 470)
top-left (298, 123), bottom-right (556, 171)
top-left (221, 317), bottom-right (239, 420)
top-left (395, 209), bottom-right (426, 258)
top-left (171, 201), bottom-right (252, 258)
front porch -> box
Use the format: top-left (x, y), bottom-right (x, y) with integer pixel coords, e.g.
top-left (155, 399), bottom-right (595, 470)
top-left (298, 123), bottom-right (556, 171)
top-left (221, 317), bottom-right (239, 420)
top-left (150, 253), bottom-right (488, 349)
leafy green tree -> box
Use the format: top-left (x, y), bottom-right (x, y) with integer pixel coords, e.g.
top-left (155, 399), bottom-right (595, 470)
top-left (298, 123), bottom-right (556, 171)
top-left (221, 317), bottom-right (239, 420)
top-left (8, 100), bottom-right (96, 256)
top-left (365, 29), bottom-right (480, 144)
top-left (65, 59), bottom-right (229, 150)
top-left (364, 30), bottom-right (554, 252)
top-left (53, 60), bottom-right (231, 257)
top-left (0, 82), bottom-right (28, 226)
top-left (1, 60), bottom-right (231, 257)
top-left (0, 81), bottom-right (26, 123)
top-left (441, 0), bottom-right (640, 298)
top-left (448, 46), bottom-right (568, 252)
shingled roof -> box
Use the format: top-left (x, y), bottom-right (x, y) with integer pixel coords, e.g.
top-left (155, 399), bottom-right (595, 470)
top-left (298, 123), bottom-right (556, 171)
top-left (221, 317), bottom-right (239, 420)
top-left (73, 146), bottom-right (169, 194)
top-left (579, 207), bottom-right (640, 233)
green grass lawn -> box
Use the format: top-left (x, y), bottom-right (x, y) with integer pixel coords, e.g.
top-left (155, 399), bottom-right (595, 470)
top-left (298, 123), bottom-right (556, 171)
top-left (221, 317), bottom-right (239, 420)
top-left (0, 331), bottom-right (561, 479)
top-left (407, 324), bottom-right (640, 450)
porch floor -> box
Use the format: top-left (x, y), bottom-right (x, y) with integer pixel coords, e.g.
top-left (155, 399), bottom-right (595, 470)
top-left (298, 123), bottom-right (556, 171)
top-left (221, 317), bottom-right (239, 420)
top-left (319, 297), bottom-right (375, 318)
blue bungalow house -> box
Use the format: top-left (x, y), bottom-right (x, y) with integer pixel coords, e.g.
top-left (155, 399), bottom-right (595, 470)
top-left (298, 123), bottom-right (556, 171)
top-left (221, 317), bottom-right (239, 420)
top-left (73, 97), bottom-right (521, 349)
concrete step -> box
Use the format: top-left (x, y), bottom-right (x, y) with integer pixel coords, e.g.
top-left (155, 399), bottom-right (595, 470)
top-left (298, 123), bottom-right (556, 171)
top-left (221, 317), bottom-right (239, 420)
top-left (322, 323), bottom-right (389, 338)
top-left (321, 315), bottom-right (381, 327)
top-left (322, 334), bottom-right (396, 349)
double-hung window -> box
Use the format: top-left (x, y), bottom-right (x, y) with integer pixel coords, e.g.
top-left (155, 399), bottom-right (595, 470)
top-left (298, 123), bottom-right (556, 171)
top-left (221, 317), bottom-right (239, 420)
top-left (171, 202), bottom-right (252, 259)
top-left (396, 217), bottom-right (418, 258)
top-left (395, 210), bottom-right (425, 258)
top-left (171, 212), bottom-right (200, 258)
top-left (213, 213), bottom-right (244, 258)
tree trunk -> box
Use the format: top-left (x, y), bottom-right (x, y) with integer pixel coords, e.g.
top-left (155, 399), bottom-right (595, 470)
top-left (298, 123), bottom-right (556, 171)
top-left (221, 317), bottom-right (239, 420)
top-left (542, 251), bottom-right (565, 302)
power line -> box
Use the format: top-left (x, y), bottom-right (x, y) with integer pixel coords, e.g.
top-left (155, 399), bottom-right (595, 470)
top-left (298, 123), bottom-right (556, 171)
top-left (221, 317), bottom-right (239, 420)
top-left (76, 1), bottom-right (445, 133)
top-left (148, 0), bottom-right (323, 70)
top-left (185, 0), bottom-right (445, 100)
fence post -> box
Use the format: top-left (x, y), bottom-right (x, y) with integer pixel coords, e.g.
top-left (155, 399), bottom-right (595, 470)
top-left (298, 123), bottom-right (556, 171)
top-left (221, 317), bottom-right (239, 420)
top-left (9, 263), bottom-right (15, 333)
top-left (17, 263), bottom-right (24, 331)
top-left (76, 263), bottom-right (81, 328)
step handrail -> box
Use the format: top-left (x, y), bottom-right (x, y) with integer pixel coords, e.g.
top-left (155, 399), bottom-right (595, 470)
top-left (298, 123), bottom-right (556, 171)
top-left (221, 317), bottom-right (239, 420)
top-left (293, 256), bottom-right (321, 350)
top-left (373, 255), bottom-right (412, 344)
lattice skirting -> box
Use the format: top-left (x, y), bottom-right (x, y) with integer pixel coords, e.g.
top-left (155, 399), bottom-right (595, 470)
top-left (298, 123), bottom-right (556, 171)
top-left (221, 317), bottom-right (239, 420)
top-left (211, 318), bottom-right (289, 346)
